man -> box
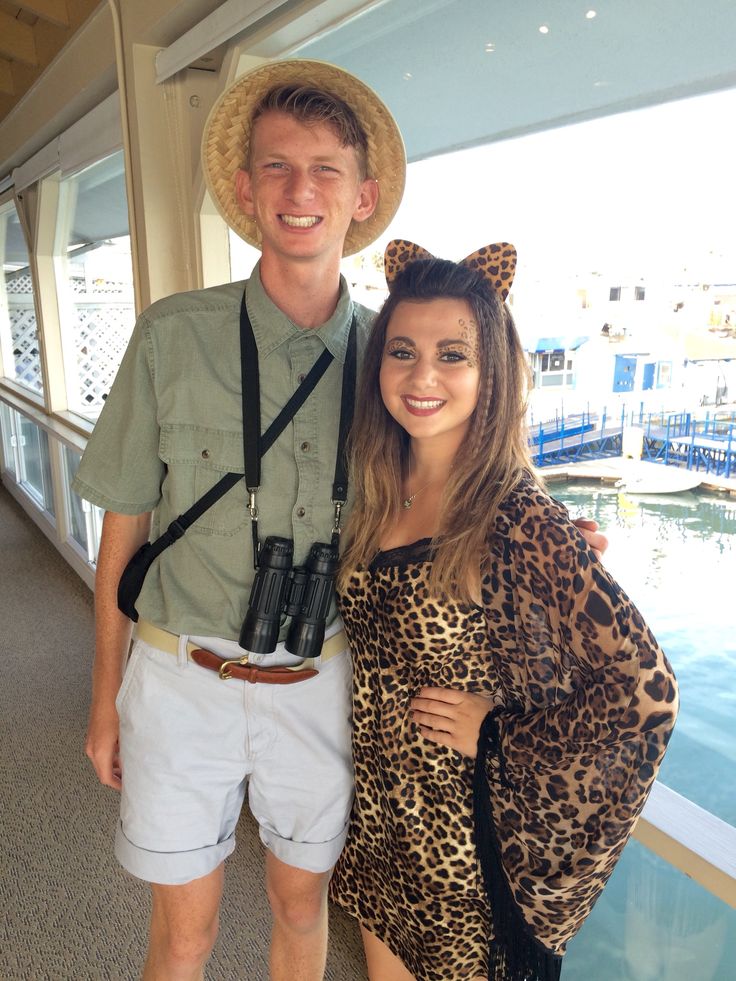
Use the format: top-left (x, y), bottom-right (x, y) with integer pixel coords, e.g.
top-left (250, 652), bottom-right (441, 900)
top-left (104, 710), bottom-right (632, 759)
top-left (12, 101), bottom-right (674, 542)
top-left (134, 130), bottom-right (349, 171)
top-left (75, 59), bottom-right (606, 980)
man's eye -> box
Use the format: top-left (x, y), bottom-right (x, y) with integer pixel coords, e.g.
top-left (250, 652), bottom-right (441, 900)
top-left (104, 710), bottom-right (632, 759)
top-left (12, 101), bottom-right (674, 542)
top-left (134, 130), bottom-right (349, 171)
top-left (265, 162), bottom-right (286, 170)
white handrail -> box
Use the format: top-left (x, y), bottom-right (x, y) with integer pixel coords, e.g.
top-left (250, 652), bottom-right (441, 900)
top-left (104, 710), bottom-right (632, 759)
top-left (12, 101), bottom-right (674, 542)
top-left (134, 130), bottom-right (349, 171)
top-left (634, 781), bottom-right (736, 909)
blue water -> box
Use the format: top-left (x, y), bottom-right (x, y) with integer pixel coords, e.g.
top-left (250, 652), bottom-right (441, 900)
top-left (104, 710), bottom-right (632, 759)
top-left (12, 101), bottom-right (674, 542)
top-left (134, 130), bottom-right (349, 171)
top-left (549, 481), bottom-right (736, 981)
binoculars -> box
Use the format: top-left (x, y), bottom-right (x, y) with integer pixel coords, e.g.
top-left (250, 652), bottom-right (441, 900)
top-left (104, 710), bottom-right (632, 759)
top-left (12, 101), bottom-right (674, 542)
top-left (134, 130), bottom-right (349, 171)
top-left (239, 536), bottom-right (338, 660)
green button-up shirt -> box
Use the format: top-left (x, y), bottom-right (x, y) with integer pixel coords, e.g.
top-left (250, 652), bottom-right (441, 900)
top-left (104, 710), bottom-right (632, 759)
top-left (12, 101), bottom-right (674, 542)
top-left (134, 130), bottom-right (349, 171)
top-left (73, 263), bottom-right (373, 640)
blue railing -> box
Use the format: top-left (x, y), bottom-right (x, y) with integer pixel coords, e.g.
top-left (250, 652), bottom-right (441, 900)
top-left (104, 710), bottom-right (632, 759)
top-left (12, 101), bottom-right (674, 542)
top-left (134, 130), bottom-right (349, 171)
top-left (529, 405), bottom-right (736, 477)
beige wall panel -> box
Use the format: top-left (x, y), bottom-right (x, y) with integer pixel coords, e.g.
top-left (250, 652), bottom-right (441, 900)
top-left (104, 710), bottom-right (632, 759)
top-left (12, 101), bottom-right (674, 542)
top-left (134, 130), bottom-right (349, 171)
top-left (122, 42), bottom-right (200, 308)
top-left (119, 0), bottom-right (225, 48)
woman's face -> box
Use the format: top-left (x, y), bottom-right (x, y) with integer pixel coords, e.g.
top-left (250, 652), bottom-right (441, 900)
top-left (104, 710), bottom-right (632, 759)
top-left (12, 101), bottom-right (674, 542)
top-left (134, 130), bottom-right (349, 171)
top-left (379, 297), bottom-right (481, 452)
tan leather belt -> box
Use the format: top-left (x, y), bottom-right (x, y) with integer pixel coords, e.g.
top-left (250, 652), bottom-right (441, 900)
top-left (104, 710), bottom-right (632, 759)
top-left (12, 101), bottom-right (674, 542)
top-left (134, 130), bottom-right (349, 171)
top-left (135, 619), bottom-right (347, 685)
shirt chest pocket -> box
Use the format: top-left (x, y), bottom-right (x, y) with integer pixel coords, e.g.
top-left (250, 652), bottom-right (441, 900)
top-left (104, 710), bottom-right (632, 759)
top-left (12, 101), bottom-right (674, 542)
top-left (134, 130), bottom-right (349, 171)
top-left (159, 424), bottom-right (247, 537)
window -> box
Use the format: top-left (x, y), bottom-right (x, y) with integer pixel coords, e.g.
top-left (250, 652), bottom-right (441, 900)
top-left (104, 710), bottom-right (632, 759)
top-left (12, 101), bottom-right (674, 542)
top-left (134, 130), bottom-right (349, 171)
top-left (609, 286), bottom-right (621, 301)
top-left (534, 349), bottom-right (576, 388)
top-left (0, 202), bottom-right (43, 395)
top-left (52, 151), bottom-right (134, 421)
top-left (635, 285), bottom-right (646, 301)
top-left (62, 444), bottom-right (103, 561)
top-left (0, 401), bottom-right (18, 478)
top-left (0, 403), bottom-right (55, 515)
top-left (228, 227), bottom-right (260, 282)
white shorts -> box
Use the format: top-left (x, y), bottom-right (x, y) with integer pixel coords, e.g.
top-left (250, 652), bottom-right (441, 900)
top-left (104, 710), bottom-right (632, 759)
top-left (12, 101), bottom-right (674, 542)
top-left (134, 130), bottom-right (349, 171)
top-left (114, 628), bottom-right (353, 885)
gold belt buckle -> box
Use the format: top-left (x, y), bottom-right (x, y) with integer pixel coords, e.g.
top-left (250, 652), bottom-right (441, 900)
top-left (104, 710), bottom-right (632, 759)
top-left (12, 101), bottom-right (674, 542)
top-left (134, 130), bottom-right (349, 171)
top-left (218, 655), bottom-right (250, 680)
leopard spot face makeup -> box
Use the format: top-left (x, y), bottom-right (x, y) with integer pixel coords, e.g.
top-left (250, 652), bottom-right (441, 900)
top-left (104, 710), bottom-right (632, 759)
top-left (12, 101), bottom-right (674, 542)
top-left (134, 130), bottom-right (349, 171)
top-left (456, 317), bottom-right (480, 369)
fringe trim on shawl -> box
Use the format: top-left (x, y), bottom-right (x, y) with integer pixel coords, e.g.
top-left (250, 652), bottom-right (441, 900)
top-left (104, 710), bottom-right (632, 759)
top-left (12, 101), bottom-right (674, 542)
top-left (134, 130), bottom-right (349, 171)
top-left (473, 710), bottom-right (564, 981)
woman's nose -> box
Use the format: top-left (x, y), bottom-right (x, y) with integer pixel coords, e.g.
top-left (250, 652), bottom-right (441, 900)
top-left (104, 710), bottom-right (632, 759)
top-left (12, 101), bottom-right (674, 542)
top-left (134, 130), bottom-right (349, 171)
top-left (408, 355), bottom-right (437, 387)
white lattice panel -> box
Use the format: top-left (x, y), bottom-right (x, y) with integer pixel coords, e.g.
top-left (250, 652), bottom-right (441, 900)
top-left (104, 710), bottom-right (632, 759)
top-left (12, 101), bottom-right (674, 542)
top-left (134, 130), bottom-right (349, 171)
top-left (73, 304), bottom-right (134, 411)
top-left (10, 309), bottom-right (43, 393)
top-left (6, 273), bottom-right (33, 295)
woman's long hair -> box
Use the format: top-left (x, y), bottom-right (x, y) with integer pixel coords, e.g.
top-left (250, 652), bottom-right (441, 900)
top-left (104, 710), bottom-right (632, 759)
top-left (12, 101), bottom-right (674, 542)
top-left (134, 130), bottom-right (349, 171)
top-left (338, 257), bottom-right (536, 602)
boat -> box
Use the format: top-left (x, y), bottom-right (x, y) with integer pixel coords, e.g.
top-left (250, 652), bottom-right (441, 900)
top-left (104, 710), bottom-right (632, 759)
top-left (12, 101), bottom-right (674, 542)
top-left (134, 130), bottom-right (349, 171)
top-left (620, 469), bottom-right (702, 495)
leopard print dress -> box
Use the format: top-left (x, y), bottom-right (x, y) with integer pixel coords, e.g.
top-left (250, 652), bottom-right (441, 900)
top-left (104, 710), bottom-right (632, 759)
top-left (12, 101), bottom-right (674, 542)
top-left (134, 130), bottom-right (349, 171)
top-left (330, 476), bottom-right (678, 981)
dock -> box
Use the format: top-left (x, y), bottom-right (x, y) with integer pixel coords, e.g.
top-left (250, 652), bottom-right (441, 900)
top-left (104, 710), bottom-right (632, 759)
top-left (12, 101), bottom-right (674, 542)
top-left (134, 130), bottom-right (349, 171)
top-left (540, 457), bottom-right (736, 497)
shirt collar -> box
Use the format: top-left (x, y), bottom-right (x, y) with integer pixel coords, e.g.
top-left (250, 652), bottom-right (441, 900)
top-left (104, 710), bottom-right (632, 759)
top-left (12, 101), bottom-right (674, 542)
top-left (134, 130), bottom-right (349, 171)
top-left (246, 261), bottom-right (353, 363)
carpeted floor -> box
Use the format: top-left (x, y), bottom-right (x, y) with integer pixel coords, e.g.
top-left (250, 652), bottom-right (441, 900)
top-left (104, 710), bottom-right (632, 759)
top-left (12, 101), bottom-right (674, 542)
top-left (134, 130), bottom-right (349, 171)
top-left (0, 485), bottom-right (366, 980)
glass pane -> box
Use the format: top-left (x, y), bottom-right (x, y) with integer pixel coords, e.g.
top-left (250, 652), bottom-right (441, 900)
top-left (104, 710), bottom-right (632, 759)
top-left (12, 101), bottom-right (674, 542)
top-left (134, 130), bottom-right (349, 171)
top-left (18, 414), bottom-right (54, 515)
top-left (54, 151), bottom-right (134, 421)
top-left (564, 838), bottom-right (734, 980)
top-left (0, 402), bottom-right (18, 479)
top-left (0, 203), bottom-right (44, 394)
top-left (62, 445), bottom-right (88, 551)
top-left (228, 228), bottom-right (260, 282)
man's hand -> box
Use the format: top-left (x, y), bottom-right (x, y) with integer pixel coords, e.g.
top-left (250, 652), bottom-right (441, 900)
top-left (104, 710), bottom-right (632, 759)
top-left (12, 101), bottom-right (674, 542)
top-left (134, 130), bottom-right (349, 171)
top-left (86, 510), bottom-right (151, 791)
top-left (572, 517), bottom-right (608, 560)
top-left (86, 703), bottom-right (122, 790)
top-left (410, 687), bottom-right (494, 759)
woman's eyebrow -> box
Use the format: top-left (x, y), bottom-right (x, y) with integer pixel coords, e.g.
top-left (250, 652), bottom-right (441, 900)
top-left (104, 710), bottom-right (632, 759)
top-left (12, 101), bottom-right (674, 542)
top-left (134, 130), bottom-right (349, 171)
top-left (437, 338), bottom-right (473, 348)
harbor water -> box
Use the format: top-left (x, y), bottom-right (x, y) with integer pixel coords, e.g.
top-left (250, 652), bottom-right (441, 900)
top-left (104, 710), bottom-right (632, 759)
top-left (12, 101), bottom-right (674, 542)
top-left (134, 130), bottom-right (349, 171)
top-left (549, 481), bottom-right (735, 981)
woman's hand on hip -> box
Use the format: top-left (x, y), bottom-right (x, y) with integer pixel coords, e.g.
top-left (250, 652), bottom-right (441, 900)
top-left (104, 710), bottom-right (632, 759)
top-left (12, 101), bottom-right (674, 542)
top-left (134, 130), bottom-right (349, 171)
top-left (410, 687), bottom-right (494, 759)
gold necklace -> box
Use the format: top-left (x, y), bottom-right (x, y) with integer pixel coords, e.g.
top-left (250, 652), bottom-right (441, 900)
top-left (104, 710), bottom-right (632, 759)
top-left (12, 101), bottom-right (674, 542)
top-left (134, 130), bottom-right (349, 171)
top-left (402, 478), bottom-right (434, 509)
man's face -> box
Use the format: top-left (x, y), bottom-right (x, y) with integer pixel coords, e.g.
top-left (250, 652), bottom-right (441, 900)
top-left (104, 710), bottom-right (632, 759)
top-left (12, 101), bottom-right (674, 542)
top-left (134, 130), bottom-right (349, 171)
top-left (235, 110), bottom-right (378, 265)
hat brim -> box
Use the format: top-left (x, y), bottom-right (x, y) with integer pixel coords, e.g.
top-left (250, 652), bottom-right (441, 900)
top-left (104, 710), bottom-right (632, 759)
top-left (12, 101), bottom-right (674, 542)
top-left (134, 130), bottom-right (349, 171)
top-left (202, 59), bottom-right (406, 258)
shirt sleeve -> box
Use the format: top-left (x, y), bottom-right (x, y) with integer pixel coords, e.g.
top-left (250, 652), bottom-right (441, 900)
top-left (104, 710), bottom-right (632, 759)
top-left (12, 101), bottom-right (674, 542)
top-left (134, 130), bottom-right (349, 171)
top-left (72, 311), bottom-right (164, 514)
top-left (477, 487), bottom-right (678, 954)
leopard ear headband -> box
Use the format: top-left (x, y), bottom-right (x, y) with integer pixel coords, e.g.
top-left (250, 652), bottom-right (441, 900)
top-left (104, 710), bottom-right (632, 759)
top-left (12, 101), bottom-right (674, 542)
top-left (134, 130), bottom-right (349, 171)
top-left (383, 239), bottom-right (517, 301)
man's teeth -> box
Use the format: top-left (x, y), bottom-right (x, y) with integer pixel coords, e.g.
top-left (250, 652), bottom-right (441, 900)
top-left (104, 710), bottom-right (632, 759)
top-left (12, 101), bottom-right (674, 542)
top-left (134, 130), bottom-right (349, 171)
top-left (281, 215), bottom-right (320, 227)
top-left (405, 398), bottom-right (444, 409)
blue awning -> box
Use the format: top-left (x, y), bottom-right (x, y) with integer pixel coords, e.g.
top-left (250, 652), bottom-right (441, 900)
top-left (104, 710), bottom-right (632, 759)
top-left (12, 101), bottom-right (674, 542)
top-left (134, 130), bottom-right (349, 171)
top-left (533, 336), bottom-right (589, 352)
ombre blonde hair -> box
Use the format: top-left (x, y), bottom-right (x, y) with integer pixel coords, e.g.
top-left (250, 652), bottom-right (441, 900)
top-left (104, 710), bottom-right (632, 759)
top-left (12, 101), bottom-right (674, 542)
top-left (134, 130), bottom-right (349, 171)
top-left (338, 257), bottom-right (537, 603)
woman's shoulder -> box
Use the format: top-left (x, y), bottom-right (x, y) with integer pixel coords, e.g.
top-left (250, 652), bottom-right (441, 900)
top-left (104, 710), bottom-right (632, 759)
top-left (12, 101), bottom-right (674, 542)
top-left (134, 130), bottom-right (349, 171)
top-left (495, 470), bottom-right (571, 534)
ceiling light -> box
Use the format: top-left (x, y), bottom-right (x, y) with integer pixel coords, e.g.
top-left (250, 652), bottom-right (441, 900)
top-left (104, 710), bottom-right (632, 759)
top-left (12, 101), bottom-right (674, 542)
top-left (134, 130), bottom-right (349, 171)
top-left (586, 10), bottom-right (597, 18)
top-left (485, 42), bottom-right (496, 53)
top-left (402, 72), bottom-right (413, 81)
top-left (539, 24), bottom-right (550, 34)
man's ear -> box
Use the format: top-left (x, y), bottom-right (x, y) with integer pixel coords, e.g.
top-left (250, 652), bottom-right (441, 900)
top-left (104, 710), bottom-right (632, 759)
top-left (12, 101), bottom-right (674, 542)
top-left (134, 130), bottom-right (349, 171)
top-left (352, 178), bottom-right (379, 224)
top-left (235, 168), bottom-right (255, 217)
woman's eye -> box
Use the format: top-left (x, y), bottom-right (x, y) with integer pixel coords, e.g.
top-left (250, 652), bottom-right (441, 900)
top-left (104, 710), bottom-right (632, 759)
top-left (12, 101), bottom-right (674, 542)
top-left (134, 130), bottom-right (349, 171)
top-left (386, 348), bottom-right (413, 360)
top-left (440, 351), bottom-right (466, 363)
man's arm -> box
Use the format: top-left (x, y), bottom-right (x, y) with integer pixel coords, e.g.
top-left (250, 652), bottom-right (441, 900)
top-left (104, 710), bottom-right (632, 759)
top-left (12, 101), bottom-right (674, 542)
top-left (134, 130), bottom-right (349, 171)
top-left (85, 510), bottom-right (152, 790)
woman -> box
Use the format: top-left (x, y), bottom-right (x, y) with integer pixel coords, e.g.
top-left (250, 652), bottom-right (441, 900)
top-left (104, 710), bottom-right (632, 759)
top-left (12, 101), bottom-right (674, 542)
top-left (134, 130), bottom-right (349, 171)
top-left (330, 241), bottom-right (678, 981)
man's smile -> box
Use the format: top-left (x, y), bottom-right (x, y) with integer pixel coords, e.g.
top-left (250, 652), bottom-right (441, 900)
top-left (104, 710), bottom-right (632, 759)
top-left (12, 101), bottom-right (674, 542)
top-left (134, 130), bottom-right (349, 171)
top-left (279, 214), bottom-right (322, 227)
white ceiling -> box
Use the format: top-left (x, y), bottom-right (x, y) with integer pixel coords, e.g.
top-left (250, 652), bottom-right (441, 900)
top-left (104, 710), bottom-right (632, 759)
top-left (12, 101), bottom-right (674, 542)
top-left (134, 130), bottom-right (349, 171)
top-left (285, 0), bottom-right (736, 162)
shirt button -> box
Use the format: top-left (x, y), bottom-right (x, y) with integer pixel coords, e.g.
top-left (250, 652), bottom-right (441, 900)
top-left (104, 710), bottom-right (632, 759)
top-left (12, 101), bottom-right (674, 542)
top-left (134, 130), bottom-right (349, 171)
top-left (201, 449), bottom-right (210, 459)
top-left (297, 373), bottom-right (306, 383)
top-left (296, 507), bottom-right (306, 518)
top-left (300, 441), bottom-right (310, 452)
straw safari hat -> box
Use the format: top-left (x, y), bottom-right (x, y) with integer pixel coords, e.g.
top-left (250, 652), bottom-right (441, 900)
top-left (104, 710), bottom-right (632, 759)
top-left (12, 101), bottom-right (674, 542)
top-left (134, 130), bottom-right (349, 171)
top-left (202, 59), bottom-right (406, 257)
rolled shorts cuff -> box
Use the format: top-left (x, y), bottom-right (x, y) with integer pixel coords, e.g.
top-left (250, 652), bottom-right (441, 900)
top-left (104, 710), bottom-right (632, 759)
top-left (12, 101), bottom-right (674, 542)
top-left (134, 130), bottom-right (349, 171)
top-left (260, 821), bottom-right (349, 875)
top-left (114, 820), bottom-right (236, 886)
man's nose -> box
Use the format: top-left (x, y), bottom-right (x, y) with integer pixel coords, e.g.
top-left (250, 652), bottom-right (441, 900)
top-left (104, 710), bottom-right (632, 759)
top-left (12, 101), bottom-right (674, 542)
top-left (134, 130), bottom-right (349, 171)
top-left (285, 169), bottom-right (315, 202)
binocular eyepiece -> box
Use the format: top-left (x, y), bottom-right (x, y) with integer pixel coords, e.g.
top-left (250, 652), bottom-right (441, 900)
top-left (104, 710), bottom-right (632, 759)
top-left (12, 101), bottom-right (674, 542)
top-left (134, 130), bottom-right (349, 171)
top-left (239, 536), bottom-right (338, 661)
